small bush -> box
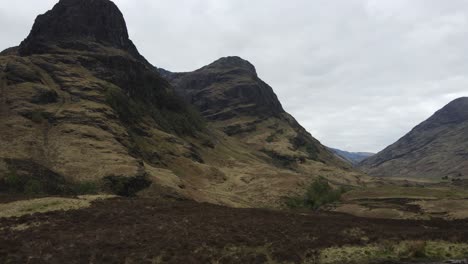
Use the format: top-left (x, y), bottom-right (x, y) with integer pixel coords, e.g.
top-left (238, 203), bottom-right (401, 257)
top-left (3, 171), bottom-right (45, 194)
top-left (405, 240), bottom-right (427, 258)
top-left (30, 110), bottom-right (48, 124)
top-left (285, 177), bottom-right (345, 210)
top-left (305, 144), bottom-right (319, 160)
top-left (4, 169), bottom-right (27, 192)
top-left (266, 134), bottom-right (275, 143)
top-left (105, 86), bottom-right (144, 124)
top-left (24, 179), bottom-right (44, 194)
top-left (71, 181), bottom-right (99, 195)
top-left (103, 175), bottom-right (152, 197)
top-left (1, 162), bottom-right (102, 195)
top-left (105, 83), bottom-right (205, 137)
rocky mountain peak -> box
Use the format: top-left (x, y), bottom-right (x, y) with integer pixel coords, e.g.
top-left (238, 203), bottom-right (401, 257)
top-left (18, 0), bottom-right (139, 56)
top-left (421, 97), bottom-right (468, 128)
top-left (162, 56), bottom-right (285, 121)
top-left (205, 56), bottom-right (257, 75)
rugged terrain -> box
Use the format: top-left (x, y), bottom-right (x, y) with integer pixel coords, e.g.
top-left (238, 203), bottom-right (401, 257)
top-left (0, 0), bottom-right (366, 208)
top-left (360, 97), bottom-right (468, 180)
top-left (1, 1), bottom-right (468, 263)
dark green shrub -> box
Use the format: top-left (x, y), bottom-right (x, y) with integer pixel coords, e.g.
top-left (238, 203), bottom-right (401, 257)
top-left (2, 167), bottom-right (68, 195)
top-left (285, 177), bottom-right (345, 210)
top-left (24, 179), bottom-right (44, 194)
top-left (266, 134), bottom-right (275, 143)
top-left (72, 181), bottom-right (100, 195)
top-left (305, 143), bottom-right (319, 160)
top-left (103, 175), bottom-right (152, 197)
top-left (30, 110), bottom-right (48, 124)
top-left (105, 85), bottom-right (205, 136)
top-left (284, 196), bottom-right (306, 208)
top-left (3, 170), bottom-right (44, 194)
top-left (4, 169), bottom-right (24, 192)
top-left (105, 86), bottom-right (144, 124)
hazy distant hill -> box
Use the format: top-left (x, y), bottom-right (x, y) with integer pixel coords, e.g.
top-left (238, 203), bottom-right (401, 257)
top-left (360, 97), bottom-right (468, 179)
top-left (328, 148), bottom-right (374, 165)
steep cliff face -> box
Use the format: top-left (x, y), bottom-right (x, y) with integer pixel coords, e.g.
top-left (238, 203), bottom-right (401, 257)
top-left (161, 56), bottom-right (352, 171)
top-left (18, 0), bottom-right (141, 59)
top-left (360, 97), bottom-right (468, 180)
top-left (0, 0), bottom-right (366, 207)
top-left (162, 57), bottom-right (284, 120)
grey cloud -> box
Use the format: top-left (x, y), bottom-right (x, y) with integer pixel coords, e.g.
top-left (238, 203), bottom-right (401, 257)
top-left (1, 0), bottom-right (467, 152)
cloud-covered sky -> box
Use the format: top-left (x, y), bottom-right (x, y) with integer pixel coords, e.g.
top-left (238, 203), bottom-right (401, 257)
top-left (1, 0), bottom-right (467, 152)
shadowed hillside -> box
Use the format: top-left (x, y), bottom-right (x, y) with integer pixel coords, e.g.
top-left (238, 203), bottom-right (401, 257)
top-left (360, 97), bottom-right (468, 180)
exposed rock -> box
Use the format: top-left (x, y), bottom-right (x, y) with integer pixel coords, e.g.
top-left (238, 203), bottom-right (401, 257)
top-left (18, 0), bottom-right (142, 60)
top-left (161, 56), bottom-right (284, 120)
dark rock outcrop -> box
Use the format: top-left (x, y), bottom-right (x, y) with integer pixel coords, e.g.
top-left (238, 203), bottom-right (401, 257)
top-left (18, 0), bottom-right (142, 59)
top-left (161, 56), bottom-right (284, 121)
top-left (360, 97), bottom-right (468, 179)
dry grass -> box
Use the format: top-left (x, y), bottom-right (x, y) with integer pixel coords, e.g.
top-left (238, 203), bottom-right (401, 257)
top-left (319, 240), bottom-right (468, 264)
top-left (343, 186), bottom-right (468, 201)
top-left (334, 186), bottom-right (468, 220)
top-left (334, 203), bottom-right (423, 220)
top-left (413, 199), bottom-right (468, 220)
top-left (0, 195), bottom-right (114, 218)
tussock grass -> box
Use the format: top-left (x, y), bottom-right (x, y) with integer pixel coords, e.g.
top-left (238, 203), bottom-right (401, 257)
top-left (319, 240), bottom-right (468, 264)
top-left (0, 195), bottom-right (114, 218)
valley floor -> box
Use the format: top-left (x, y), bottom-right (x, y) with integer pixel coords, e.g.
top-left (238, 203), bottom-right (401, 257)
top-left (0, 196), bottom-right (468, 263)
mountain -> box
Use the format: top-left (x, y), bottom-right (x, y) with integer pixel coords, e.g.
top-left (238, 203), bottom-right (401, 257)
top-left (328, 148), bottom-right (374, 165)
top-left (158, 57), bottom-right (369, 205)
top-left (0, 0), bottom-right (367, 207)
top-left (160, 56), bottom-right (348, 167)
top-left (360, 97), bottom-right (468, 179)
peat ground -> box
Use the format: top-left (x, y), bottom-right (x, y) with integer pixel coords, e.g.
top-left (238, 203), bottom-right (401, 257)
top-left (0, 197), bottom-right (467, 263)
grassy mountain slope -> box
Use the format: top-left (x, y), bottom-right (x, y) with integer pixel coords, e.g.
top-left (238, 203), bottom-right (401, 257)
top-left (360, 97), bottom-right (468, 180)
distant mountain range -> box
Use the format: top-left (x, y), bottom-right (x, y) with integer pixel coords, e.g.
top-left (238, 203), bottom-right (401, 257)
top-left (360, 97), bottom-right (468, 180)
top-left (328, 148), bottom-right (374, 165)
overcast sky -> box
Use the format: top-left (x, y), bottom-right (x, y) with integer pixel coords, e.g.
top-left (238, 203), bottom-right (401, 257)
top-left (1, 0), bottom-right (467, 152)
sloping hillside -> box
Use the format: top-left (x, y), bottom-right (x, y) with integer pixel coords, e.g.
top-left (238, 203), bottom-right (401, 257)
top-left (0, 0), bottom-right (367, 207)
top-left (360, 97), bottom-right (468, 180)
